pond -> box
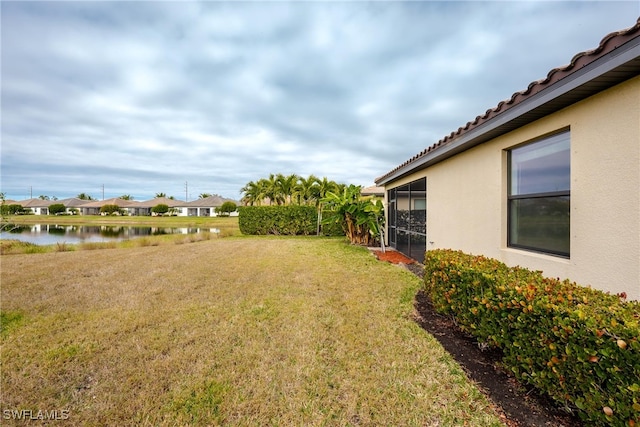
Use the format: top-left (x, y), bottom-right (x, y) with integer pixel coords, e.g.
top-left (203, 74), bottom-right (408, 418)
top-left (0, 224), bottom-right (220, 245)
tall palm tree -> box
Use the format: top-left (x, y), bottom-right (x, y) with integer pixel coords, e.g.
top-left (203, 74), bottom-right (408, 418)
top-left (261, 174), bottom-right (279, 205)
top-left (294, 175), bottom-right (320, 205)
top-left (275, 173), bottom-right (299, 205)
top-left (241, 180), bottom-right (267, 206)
top-left (119, 195), bottom-right (134, 200)
top-left (155, 192), bottom-right (167, 198)
top-left (316, 177), bottom-right (339, 204)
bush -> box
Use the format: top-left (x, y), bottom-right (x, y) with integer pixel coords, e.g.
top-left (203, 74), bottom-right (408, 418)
top-left (152, 204), bottom-right (169, 216)
top-left (100, 204), bottom-right (124, 215)
top-left (1, 204), bottom-right (26, 215)
top-left (319, 210), bottom-right (345, 236)
top-left (238, 206), bottom-right (317, 235)
top-left (48, 203), bottom-right (66, 215)
top-left (423, 249), bottom-right (639, 426)
top-left (215, 201), bottom-right (237, 217)
top-left (321, 184), bottom-right (384, 246)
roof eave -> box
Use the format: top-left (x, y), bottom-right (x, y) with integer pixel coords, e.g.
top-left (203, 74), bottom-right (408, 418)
top-left (376, 36), bottom-right (640, 187)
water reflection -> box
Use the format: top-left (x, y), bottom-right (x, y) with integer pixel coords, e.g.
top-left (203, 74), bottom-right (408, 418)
top-left (0, 224), bottom-right (219, 245)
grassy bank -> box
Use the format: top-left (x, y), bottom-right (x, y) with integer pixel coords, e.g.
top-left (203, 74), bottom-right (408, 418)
top-left (1, 237), bottom-right (504, 426)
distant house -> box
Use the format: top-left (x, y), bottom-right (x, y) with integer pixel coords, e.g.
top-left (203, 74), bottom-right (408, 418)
top-left (57, 197), bottom-right (89, 214)
top-left (17, 198), bottom-right (54, 215)
top-left (360, 185), bottom-right (385, 197)
top-left (77, 198), bottom-right (137, 216)
top-left (375, 20), bottom-right (640, 300)
top-left (182, 195), bottom-right (239, 217)
top-left (135, 197), bottom-right (186, 216)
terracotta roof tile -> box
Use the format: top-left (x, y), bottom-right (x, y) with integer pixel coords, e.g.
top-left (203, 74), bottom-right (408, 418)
top-left (376, 18), bottom-right (640, 184)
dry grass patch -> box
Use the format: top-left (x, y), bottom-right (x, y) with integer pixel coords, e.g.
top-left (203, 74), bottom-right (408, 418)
top-left (1, 237), bottom-right (505, 426)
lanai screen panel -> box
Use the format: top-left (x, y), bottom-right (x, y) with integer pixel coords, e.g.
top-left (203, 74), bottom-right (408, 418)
top-left (387, 177), bottom-right (426, 262)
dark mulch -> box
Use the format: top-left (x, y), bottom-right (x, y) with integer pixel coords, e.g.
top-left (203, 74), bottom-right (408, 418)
top-left (405, 262), bottom-right (582, 427)
top-left (369, 248), bottom-right (583, 427)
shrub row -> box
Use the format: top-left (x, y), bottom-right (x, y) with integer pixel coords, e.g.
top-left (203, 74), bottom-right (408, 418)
top-left (238, 206), bottom-right (343, 236)
top-left (423, 249), bottom-right (639, 426)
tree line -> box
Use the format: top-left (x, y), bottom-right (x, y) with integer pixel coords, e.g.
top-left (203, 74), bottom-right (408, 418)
top-left (240, 174), bottom-right (386, 248)
top-left (14, 192), bottom-right (228, 202)
top-left (240, 174), bottom-right (345, 206)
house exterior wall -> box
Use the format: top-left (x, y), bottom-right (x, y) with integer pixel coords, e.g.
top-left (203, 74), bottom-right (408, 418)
top-left (385, 76), bottom-right (640, 300)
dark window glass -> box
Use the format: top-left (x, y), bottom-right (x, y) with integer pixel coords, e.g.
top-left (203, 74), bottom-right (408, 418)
top-left (508, 132), bottom-right (570, 257)
top-left (509, 196), bottom-right (570, 256)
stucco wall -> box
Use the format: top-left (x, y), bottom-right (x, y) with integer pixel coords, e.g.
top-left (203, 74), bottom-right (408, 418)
top-left (386, 75), bottom-right (640, 300)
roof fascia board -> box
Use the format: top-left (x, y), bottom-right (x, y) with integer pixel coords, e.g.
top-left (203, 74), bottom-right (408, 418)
top-left (377, 38), bottom-right (640, 186)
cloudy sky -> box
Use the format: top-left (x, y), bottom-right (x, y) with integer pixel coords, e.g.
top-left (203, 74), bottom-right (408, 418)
top-left (1, 1), bottom-right (637, 202)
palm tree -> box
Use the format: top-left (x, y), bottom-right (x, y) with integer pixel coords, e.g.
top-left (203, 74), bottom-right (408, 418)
top-left (120, 195), bottom-right (134, 200)
top-left (76, 193), bottom-right (95, 201)
top-left (275, 173), bottom-right (299, 205)
top-left (294, 175), bottom-right (320, 205)
top-left (241, 180), bottom-right (267, 206)
top-left (199, 193), bottom-right (212, 199)
top-left (321, 184), bottom-right (382, 246)
top-left (155, 192), bottom-right (167, 198)
top-left (316, 177), bottom-right (339, 203)
top-left (261, 175), bottom-right (279, 205)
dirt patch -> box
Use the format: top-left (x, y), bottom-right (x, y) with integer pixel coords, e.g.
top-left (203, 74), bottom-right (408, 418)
top-left (371, 249), bottom-right (582, 427)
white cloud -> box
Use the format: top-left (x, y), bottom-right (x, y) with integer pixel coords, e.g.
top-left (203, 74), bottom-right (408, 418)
top-left (1, 1), bottom-right (637, 200)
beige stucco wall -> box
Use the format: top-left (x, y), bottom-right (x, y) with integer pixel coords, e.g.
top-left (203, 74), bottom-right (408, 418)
top-left (386, 75), bottom-right (640, 300)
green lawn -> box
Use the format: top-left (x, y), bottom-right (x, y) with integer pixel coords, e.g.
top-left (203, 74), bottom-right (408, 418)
top-left (1, 237), bottom-right (504, 426)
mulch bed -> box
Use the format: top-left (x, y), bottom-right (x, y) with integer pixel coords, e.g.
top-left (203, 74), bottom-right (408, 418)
top-left (371, 248), bottom-right (417, 265)
top-left (369, 248), bottom-right (583, 427)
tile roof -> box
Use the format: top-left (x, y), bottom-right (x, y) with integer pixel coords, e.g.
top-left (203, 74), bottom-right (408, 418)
top-left (360, 185), bottom-right (385, 196)
top-left (18, 198), bottom-right (55, 207)
top-left (376, 18), bottom-right (640, 185)
top-left (77, 197), bottom-right (137, 208)
top-left (184, 195), bottom-right (239, 207)
top-left (136, 197), bottom-right (185, 208)
top-left (57, 197), bottom-right (90, 207)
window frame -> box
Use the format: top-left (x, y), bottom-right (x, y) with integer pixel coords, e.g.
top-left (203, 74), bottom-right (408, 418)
top-left (507, 131), bottom-right (571, 258)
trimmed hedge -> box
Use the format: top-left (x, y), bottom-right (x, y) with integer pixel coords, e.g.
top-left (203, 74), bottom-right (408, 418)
top-left (423, 249), bottom-right (639, 426)
top-left (238, 206), bottom-right (345, 236)
top-left (237, 206), bottom-right (313, 235)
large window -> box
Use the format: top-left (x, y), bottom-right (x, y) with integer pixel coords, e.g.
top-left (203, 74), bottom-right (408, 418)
top-left (508, 131), bottom-right (570, 257)
top-left (387, 178), bottom-right (427, 261)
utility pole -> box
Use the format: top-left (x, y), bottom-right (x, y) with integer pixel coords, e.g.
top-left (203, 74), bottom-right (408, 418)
top-left (30, 186), bottom-right (32, 199)
top-left (102, 184), bottom-right (105, 200)
top-left (185, 181), bottom-right (188, 202)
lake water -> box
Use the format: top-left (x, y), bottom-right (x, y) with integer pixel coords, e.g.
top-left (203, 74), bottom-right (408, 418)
top-left (0, 224), bottom-right (220, 245)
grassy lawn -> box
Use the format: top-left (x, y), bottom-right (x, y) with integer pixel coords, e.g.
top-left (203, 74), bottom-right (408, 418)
top-left (1, 237), bottom-right (504, 426)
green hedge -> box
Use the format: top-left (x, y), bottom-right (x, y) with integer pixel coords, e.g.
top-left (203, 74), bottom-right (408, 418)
top-left (423, 249), bottom-right (640, 426)
top-left (236, 206), bottom-right (308, 235)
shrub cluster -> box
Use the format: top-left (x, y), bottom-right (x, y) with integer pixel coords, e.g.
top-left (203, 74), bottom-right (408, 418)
top-left (423, 249), bottom-right (639, 426)
top-left (1, 204), bottom-right (30, 215)
top-left (238, 206), bottom-right (317, 235)
top-left (239, 206), bottom-right (346, 236)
